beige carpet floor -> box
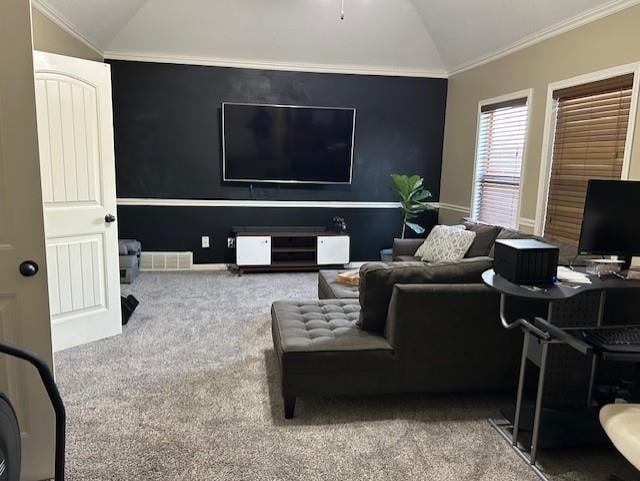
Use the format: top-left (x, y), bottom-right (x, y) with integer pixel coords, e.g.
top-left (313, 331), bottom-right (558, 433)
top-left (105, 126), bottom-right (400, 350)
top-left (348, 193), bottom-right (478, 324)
top-left (54, 271), bottom-right (636, 480)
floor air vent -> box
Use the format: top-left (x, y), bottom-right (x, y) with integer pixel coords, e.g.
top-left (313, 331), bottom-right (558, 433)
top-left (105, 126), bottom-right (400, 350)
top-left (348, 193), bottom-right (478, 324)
top-left (140, 251), bottom-right (194, 271)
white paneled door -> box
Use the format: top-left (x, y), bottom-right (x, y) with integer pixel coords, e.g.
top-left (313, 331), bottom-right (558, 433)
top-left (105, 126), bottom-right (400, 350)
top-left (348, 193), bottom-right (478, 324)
top-left (33, 52), bottom-right (122, 352)
top-left (0, 1), bottom-right (55, 478)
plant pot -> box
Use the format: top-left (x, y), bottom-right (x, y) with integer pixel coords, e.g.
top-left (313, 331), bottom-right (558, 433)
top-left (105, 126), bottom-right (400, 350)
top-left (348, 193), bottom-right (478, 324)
top-left (380, 248), bottom-right (393, 262)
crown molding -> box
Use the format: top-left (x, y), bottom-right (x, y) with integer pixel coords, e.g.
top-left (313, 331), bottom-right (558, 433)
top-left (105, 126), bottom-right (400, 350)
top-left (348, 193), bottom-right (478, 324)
top-left (103, 51), bottom-right (448, 78)
top-left (32, 0), bottom-right (103, 57)
top-left (117, 197), bottom-right (442, 209)
top-left (448, 0), bottom-right (640, 76)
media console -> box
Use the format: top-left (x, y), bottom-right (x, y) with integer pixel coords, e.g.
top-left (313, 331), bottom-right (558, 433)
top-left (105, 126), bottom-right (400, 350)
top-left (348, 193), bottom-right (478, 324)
top-left (232, 226), bottom-right (350, 274)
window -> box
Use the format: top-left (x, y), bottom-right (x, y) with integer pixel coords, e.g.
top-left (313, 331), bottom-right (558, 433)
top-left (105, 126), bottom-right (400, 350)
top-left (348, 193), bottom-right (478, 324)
top-left (543, 74), bottom-right (634, 245)
top-left (472, 96), bottom-right (529, 228)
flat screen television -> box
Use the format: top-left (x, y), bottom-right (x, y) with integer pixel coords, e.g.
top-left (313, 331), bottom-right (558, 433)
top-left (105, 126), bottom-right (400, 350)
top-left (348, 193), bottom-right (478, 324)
top-left (222, 102), bottom-right (356, 184)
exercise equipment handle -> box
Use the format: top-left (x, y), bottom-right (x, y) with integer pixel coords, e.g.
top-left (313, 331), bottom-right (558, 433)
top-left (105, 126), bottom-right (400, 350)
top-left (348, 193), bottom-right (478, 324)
top-left (0, 343), bottom-right (65, 481)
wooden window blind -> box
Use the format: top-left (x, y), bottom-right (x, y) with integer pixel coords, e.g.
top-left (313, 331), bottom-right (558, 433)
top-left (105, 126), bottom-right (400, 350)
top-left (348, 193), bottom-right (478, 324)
top-left (472, 97), bottom-right (528, 228)
top-left (543, 74), bottom-right (634, 245)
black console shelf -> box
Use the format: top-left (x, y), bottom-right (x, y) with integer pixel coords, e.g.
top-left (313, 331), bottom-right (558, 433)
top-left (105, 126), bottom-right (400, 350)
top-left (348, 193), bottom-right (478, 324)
top-left (232, 226), bottom-right (349, 273)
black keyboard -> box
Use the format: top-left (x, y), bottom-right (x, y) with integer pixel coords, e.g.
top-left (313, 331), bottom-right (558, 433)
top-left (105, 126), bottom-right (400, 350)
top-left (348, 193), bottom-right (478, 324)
top-left (583, 326), bottom-right (640, 353)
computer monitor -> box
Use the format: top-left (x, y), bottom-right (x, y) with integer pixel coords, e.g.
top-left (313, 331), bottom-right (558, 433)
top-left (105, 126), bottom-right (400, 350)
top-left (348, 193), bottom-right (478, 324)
top-left (578, 179), bottom-right (640, 268)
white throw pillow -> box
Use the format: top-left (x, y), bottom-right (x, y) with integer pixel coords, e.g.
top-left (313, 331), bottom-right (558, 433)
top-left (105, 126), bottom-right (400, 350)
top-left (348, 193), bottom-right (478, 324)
top-left (414, 224), bottom-right (465, 259)
top-left (415, 225), bottom-right (476, 262)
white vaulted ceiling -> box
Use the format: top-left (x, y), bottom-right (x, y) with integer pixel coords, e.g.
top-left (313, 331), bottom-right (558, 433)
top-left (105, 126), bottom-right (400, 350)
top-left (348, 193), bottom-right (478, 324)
top-left (34, 0), bottom-right (639, 75)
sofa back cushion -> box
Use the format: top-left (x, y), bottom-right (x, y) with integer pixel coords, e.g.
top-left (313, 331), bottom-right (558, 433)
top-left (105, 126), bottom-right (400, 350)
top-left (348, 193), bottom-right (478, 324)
top-left (489, 227), bottom-right (533, 258)
top-left (459, 218), bottom-right (599, 266)
top-left (461, 220), bottom-right (502, 257)
top-left (358, 257), bottom-right (494, 333)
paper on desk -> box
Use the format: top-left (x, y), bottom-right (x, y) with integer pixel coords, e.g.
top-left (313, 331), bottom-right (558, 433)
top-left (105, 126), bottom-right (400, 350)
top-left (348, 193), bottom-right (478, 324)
top-left (557, 266), bottom-right (592, 284)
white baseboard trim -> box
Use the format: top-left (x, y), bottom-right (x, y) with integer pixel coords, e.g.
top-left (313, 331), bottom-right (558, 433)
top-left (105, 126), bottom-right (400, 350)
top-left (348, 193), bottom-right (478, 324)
top-left (196, 262), bottom-right (373, 270)
top-left (117, 197), bottom-right (441, 209)
top-left (194, 262), bottom-right (382, 270)
top-left (191, 263), bottom-right (229, 271)
top-left (437, 202), bottom-right (471, 215)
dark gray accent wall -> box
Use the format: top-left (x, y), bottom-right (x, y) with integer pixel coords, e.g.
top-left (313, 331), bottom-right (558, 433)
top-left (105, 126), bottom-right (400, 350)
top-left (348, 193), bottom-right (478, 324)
top-left (117, 206), bottom-right (437, 264)
top-left (109, 60), bottom-right (447, 262)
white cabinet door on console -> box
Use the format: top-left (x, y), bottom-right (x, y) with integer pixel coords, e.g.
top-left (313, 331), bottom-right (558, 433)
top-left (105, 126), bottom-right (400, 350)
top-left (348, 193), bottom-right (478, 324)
top-left (237, 236), bottom-right (271, 266)
top-left (317, 236), bottom-right (350, 265)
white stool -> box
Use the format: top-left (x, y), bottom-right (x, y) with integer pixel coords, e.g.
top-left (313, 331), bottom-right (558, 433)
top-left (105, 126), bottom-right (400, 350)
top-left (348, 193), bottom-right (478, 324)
top-left (600, 403), bottom-right (640, 480)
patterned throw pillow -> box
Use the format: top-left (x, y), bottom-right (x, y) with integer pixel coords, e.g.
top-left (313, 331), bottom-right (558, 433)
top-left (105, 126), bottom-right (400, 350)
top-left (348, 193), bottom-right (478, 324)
top-left (415, 225), bottom-right (476, 262)
top-left (414, 224), bottom-right (464, 259)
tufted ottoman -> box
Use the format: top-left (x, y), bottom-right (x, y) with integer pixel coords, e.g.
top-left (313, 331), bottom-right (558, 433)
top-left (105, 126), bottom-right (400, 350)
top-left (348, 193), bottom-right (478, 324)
top-left (271, 299), bottom-right (394, 418)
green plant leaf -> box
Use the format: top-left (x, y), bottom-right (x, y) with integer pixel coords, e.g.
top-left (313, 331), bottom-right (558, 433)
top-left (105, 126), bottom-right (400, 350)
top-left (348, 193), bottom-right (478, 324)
top-left (391, 174), bottom-right (411, 199)
top-left (411, 190), bottom-right (432, 202)
top-left (404, 221), bottom-right (425, 234)
top-left (408, 175), bottom-right (422, 189)
top-left (392, 173), bottom-right (431, 236)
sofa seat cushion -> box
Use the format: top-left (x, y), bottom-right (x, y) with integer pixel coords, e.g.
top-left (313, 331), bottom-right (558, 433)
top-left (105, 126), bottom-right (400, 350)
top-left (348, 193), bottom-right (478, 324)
top-left (271, 300), bottom-right (394, 378)
top-left (272, 300), bottom-right (396, 399)
top-left (272, 300), bottom-right (391, 352)
top-left (318, 270), bottom-right (359, 299)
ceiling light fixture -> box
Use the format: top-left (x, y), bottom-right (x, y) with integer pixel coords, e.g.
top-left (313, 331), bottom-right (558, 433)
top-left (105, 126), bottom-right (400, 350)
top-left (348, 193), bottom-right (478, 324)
top-left (340, 0), bottom-right (345, 20)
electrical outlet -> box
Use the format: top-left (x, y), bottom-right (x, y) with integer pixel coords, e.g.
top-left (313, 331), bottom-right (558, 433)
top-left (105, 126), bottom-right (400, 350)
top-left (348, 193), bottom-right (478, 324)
top-left (201, 236), bottom-right (210, 248)
top-left (227, 237), bottom-right (235, 248)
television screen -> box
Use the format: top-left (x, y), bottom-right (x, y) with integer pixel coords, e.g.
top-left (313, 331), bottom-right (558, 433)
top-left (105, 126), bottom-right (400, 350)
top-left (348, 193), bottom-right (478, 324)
top-left (222, 103), bottom-right (355, 184)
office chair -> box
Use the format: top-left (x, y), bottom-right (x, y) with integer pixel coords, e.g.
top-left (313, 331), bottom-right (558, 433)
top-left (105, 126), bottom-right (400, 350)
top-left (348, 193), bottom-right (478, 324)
top-left (600, 404), bottom-right (640, 481)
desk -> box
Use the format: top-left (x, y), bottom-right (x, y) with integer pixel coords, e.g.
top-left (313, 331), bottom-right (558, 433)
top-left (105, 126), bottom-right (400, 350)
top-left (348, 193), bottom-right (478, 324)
top-left (482, 269), bottom-right (640, 481)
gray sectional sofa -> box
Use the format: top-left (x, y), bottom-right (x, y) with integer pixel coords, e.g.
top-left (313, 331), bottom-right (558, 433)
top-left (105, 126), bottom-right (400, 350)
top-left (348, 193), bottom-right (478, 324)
top-left (272, 283), bottom-right (529, 418)
top-left (270, 219), bottom-right (637, 418)
top-left (392, 223), bottom-right (586, 266)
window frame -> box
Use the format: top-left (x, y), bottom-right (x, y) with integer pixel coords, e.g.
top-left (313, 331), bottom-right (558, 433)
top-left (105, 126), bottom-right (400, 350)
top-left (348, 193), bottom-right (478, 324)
top-left (535, 63), bottom-right (640, 237)
top-left (470, 89), bottom-right (533, 229)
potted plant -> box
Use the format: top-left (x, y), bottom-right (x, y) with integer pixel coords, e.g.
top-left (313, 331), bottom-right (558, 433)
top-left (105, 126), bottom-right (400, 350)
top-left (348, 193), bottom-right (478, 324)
top-left (391, 173), bottom-right (433, 238)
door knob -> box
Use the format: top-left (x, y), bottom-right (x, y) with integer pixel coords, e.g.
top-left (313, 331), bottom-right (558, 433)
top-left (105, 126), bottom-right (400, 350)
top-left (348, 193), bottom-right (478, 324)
top-left (19, 261), bottom-right (39, 277)
top-left (105, 214), bottom-right (116, 223)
